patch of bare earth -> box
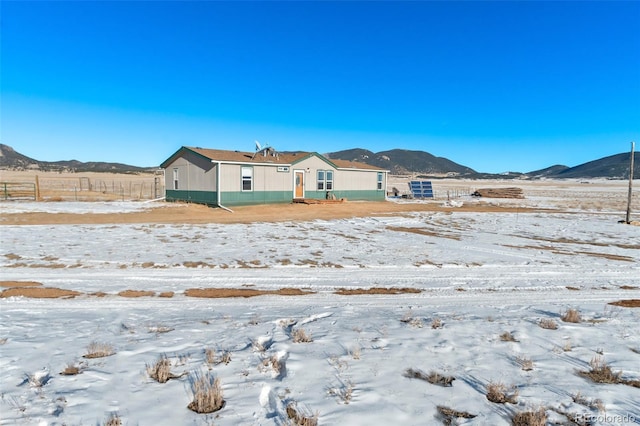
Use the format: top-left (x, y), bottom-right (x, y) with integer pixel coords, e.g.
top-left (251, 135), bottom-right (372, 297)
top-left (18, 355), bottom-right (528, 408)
top-left (184, 287), bottom-right (315, 298)
top-left (0, 200), bottom-right (546, 226)
top-left (0, 287), bottom-right (82, 298)
top-left (118, 290), bottom-right (156, 298)
top-left (608, 299), bottom-right (640, 308)
top-left (0, 280), bottom-right (43, 288)
top-left (387, 226), bottom-right (461, 240)
top-left (334, 287), bottom-right (422, 295)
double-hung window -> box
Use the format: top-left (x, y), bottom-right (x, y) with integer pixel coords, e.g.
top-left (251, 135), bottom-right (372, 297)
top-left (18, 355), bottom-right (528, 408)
top-left (173, 168), bottom-right (179, 190)
top-left (317, 170), bottom-right (325, 191)
top-left (241, 166), bottom-right (253, 191)
top-left (377, 172), bottom-right (383, 190)
top-left (317, 170), bottom-right (334, 191)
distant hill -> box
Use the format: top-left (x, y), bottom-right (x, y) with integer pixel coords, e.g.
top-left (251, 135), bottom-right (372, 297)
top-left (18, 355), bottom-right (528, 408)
top-left (327, 147), bottom-right (637, 180)
top-left (530, 152), bottom-right (638, 179)
top-left (525, 164), bottom-right (570, 178)
top-left (326, 148), bottom-right (476, 176)
top-left (0, 144), bottom-right (156, 174)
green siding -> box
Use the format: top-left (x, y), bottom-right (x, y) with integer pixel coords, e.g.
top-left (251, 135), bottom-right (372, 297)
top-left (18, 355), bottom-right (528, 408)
top-left (221, 191), bottom-right (292, 206)
top-left (166, 190), bottom-right (218, 205)
top-left (304, 190), bottom-right (385, 201)
top-left (167, 189), bottom-right (385, 207)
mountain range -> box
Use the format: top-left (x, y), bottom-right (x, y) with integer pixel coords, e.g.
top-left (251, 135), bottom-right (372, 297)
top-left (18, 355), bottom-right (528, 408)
top-left (0, 143), bottom-right (637, 179)
top-left (325, 148), bottom-right (638, 179)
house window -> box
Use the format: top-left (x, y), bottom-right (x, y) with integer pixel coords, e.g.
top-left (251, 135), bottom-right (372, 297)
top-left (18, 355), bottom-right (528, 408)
top-left (326, 171), bottom-right (333, 190)
top-left (317, 170), bottom-right (325, 190)
top-left (377, 172), bottom-right (383, 190)
top-left (241, 166), bottom-right (253, 191)
top-left (173, 168), bottom-right (179, 190)
top-left (317, 170), bottom-right (333, 191)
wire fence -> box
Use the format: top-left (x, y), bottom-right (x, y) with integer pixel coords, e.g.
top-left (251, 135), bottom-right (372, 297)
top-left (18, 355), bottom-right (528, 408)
top-left (0, 175), bottom-right (165, 202)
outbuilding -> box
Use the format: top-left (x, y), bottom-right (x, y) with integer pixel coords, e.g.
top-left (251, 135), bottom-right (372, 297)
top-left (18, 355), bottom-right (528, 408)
top-left (160, 146), bottom-right (388, 207)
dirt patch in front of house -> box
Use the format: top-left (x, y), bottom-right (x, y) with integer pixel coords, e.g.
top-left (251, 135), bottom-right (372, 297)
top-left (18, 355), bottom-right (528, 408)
top-left (334, 287), bottom-right (422, 295)
top-left (0, 281), bottom-right (43, 288)
top-left (0, 287), bottom-right (82, 298)
top-left (118, 290), bottom-right (156, 297)
top-left (608, 299), bottom-right (640, 308)
top-left (0, 201), bottom-right (547, 226)
top-left (184, 287), bottom-right (315, 298)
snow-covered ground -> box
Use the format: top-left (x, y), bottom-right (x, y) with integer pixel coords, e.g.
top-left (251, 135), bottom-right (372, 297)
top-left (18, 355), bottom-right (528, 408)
top-left (1, 192), bottom-right (639, 425)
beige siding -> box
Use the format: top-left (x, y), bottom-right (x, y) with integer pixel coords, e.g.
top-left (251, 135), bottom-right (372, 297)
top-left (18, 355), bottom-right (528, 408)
top-left (164, 151), bottom-right (216, 191)
top-left (219, 163), bottom-right (292, 192)
top-left (335, 169), bottom-right (381, 190)
top-left (294, 156), bottom-right (383, 191)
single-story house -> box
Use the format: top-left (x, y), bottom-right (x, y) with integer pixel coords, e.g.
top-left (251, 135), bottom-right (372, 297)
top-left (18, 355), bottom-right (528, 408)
top-left (160, 146), bottom-right (388, 207)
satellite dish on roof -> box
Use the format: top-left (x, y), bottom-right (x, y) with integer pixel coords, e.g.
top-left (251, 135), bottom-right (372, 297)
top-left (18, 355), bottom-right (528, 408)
top-left (255, 140), bottom-right (262, 151)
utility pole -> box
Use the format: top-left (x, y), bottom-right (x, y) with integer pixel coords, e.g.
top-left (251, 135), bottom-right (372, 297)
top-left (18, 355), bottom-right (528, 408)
top-left (626, 141), bottom-right (635, 224)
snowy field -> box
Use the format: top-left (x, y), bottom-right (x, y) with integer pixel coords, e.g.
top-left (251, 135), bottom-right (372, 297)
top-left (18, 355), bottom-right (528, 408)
top-left (1, 185), bottom-right (639, 425)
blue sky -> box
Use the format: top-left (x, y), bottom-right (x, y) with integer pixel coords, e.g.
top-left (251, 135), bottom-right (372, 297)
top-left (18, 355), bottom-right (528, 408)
top-left (2, 1), bottom-right (639, 173)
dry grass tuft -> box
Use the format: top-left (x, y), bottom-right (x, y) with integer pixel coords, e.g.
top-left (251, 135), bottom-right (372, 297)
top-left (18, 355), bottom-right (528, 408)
top-left (516, 355), bottom-right (534, 371)
top-left (572, 391), bottom-right (605, 412)
top-left (286, 402), bottom-right (319, 426)
top-left (292, 328), bottom-right (313, 343)
top-left (403, 368), bottom-right (455, 387)
top-left (104, 413), bottom-right (122, 426)
top-left (261, 355), bottom-right (283, 376)
top-left (147, 355), bottom-right (187, 383)
top-left (561, 308), bottom-right (581, 323)
top-left (328, 379), bottom-right (354, 404)
top-left (187, 372), bottom-right (225, 414)
top-left (578, 356), bottom-right (622, 384)
top-left (348, 345), bottom-right (361, 360)
top-left (158, 291), bottom-right (174, 298)
top-left (60, 362), bottom-right (83, 376)
top-left (500, 331), bottom-right (518, 342)
top-left (83, 341), bottom-right (115, 359)
top-left (486, 381), bottom-right (519, 404)
top-left (437, 405), bottom-right (476, 423)
top-left (511, 408), bottom-right (547, 426)
top-left (431, 318), bottom-right (443, 329)
top-left (538, 318), bottom-right (558, 330)
top-left (205, 348), bottom-right (231, 366)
